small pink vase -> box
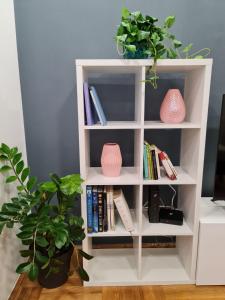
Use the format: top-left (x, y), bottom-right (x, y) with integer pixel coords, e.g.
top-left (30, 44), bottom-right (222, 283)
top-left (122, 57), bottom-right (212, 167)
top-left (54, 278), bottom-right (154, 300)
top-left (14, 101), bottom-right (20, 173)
top-left (101, 143), bottom-right (122, 177)
top-left (160, 89), bottom-right (186, 123)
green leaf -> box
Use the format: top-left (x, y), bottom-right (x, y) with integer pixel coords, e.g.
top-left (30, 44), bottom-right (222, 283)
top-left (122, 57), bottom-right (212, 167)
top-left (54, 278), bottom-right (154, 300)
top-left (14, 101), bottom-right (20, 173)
top-left (173, 39), bottom-right (182, 48)
top-left (6, 176), bottom-right (17, 183)
top-left (122, 7), bottom-right (130, 19)
top-left (40, 181), bottom-right (57, 193)
top-left (20, 250), bottom-right (33, 257)
top-left (0, 154), bottom-right (8, 161)
top-left (194, 55), bottom-right (204, 59)
top-left (27, 176), bottom-right (37, 191)
top-left (22, 239), bottom-right (33, 245)
top-left (36, 236), bottom-right (49, 247)
top-left (60, 174), bottom-right (83, 196)
top-left (0, 165), bottom-right (12, 172)
top-left (55, 231), bottom-right (68, 249)
top-left (1, 143), bottom-right (10, 155)
top-left (125, 44), bottom-right (136, 53)
top-left (182, 43), bottom-right (193, 53)
top-left (77, 266), bottom-right (89, 281)
top-left (69, 216), bottom-right (84, 227)
top-left (137, 30), bottom-right (149, 41)
top-left (79, 249), bottom-right (93, 260)
top-left (36, 251), bottom-right (49, 264)
top-left (28, 263), bottom-right (38, 281)
top-left (16, 161), bottom-right (24, 174)
top-left (12, 153), bottom-right (22, 165)
top-left (116, 34), bottom-right (128, 44)
top-left (164, 15), bottom-right (175, 28)
top-left (17, 186), bottom-right (25, 192)
top-left (41, 259), bottom-right (50, 270)
top-left (21, 167), bottom-right (30, 182)
top-left (16, 262), bottom-right (32, 274)
top-left (10, 147), bottom-right (18, 158)
top-left (17, 231), bottom-right (33, 240)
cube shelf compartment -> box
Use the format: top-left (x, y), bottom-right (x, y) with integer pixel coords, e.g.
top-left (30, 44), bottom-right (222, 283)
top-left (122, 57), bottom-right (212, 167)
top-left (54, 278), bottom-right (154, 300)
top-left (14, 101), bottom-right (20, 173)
top-left (76, 59), bottom-right (212, 286)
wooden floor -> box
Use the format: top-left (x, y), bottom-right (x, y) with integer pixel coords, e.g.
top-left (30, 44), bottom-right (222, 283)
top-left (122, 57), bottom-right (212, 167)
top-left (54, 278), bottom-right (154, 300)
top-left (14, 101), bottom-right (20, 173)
top-left (9, 274), bottom-right (225, 300)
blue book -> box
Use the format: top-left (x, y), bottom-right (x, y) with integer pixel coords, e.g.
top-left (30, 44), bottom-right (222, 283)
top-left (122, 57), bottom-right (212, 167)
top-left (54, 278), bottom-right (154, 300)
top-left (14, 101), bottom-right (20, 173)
top-left (143, 143), bottom-right (149, 179)
top-left (83, 82), bottom-right (94, 125)
top-left (89, 86), bottom-right (107, 125)
top-left (86, 186), bottom-right (93, 233)
top-left (92, 186), bottom-right (99, 232)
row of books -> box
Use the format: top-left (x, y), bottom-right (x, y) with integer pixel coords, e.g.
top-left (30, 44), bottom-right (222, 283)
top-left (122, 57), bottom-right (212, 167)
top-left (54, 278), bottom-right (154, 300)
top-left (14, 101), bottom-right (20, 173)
top-left (143, 141), bottom-right (178, 180)
top-left (86, 186), bottom-right (134, 233)
top-left (83, 82), bottom-right (107, 126)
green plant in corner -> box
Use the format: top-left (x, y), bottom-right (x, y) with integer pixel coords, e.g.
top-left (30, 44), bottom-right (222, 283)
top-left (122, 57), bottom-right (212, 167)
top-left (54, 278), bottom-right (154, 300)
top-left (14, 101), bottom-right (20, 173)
top-left (0, 143), bottom-right (93, 284)
top-left (116, 7), bottom-right (210, 88)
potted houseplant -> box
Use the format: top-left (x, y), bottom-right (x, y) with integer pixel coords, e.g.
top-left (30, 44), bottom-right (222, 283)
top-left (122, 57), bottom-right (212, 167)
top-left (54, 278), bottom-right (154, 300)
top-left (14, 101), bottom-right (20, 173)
top-left (0, 143), bottom-right (92, 288)
top-left (116, 7), bottom-right (210, 88)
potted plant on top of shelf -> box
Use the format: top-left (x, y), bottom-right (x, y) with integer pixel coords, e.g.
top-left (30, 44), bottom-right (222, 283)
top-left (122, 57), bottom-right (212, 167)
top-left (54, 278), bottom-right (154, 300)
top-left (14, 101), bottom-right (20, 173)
top-left (115, 7), bottom-right (210, 88)
top-left (0, 143), bottom-right (92, 288)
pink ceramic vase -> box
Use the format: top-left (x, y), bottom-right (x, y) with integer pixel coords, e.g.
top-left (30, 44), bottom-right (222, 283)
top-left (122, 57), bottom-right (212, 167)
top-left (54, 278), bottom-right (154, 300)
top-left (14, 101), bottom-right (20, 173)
top-left (160, 89), bottom-right (186, 123)
top-left (101, 143), bottom-right (122, 177)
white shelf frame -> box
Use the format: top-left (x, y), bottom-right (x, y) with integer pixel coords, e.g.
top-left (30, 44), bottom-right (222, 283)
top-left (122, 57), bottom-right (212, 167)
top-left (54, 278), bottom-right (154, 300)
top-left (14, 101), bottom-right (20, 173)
top-left (76, 59), bottom-right (212, 286)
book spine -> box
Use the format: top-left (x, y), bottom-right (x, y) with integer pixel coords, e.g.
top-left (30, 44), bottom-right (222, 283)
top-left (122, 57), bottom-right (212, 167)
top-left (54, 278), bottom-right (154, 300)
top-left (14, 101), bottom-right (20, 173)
top-left (90, 86), bottom-right (107, 125)
top-left (97, 186), bottom-right (103, 232)
top-left (147, 145), bottom-right (154, 179)
top-left (151, 149), bottom-right (158, 180)
top-left (109, 186), bottom-right (115, 230)
top-left (83, 82), bottom-right (94, 125)
top-left (143, 144), bottom-right (149, 179)
top-left (106, 186), bottom-right (111, 231)
top-left (103, 187), bottom-right (108, 231)
top-left (159, 152), bottom-right (176, 180)
top-left (164, 152), bottom-right (178, 177)
top-left (86, 186), bottom-right (93, 233)
top-left (113, 189), bottom-right (134, 232)
top-left (92, 186), bottom-right (98, 232)
top-left (154, 148), bottom-right (161, 179)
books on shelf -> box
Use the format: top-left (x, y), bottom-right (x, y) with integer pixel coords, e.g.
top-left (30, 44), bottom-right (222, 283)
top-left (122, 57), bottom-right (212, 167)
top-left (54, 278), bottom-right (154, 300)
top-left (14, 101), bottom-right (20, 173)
top-left (143, 141), bottom-right (177, 180)
top-left (86, 185), bottom-right (134, 233)
top-left (83, 82), bottom-right (107, 126)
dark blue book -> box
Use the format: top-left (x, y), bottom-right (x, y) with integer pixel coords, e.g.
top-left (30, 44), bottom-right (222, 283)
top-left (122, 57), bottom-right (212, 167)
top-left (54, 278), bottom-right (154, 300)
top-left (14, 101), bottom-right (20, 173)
top-left (86, 186), bottom-right (93, 233)
top-left (92, 186), bottom-right (98, 232)
top-left (83, 82), bottom-right (94, 125)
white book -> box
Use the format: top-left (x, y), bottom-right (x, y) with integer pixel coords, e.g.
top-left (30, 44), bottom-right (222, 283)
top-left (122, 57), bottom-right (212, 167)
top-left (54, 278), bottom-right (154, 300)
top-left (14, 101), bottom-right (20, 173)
top-left (152, 145), bottom-right (161, 179)
top-left (109, 186), bottom-right (115, 231)
top-left (113, 189), bottom-right (134, 232)
top-left (106, 186), bottom-right (111, 231)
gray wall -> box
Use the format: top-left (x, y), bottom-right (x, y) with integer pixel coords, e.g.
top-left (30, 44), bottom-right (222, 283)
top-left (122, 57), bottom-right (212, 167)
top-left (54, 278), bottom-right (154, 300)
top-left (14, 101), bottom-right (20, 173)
top-left (14, 0), bottom-right (225, 197)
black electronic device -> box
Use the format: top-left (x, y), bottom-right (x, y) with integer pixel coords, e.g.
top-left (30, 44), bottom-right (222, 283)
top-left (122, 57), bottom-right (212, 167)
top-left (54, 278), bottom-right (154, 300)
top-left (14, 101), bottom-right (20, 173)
top-left (159, 206), bottom-right (183, 225)
top-left (148, 186), bottom-right (160, 223)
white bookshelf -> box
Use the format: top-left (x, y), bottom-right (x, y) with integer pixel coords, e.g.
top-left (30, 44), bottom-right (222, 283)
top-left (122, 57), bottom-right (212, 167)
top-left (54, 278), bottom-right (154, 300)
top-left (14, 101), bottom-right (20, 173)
top-left (76, 59), bottom-right (212, 286)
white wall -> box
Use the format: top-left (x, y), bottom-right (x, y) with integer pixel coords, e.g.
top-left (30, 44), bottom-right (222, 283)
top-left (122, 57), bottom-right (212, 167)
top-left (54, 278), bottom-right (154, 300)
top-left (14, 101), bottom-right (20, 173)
top-left (0, 0), bottom-right (27, 299)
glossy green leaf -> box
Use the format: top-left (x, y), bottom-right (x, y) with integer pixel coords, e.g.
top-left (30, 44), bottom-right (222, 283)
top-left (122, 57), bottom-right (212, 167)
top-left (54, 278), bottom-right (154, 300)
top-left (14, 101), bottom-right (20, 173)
top-left (36, 236), bottom-right (49, 247)
top-left (16, 161), bottom-right (24, 174)
top-left (125, 44), bottom-right (136, 53)
top-left (20, 250), bottom-right (33, 257)
top-left (21, 167), bottom-right (30, 182)
top-left (40, 181), bottom-right (57, 193)
top-left (182, 43), bottom-right (193, 53)
top-left (122, 7), bottom-right (130, 19)
top-left (0, 154), bottom-right (8, 161)
top-left (12, 153), bottom-right (22, 165)
top-left (0, 165), bottom-right (12, 172)
top-left (28, 263), bottom-right (38, 281)
top-left (41, 258), bottom-right (50, 270)
top-left (6, 176), bottom-right (17, 183)
top-left (16, 261), bottom-right (32, 274)
top-left (1, 143), bottom-right (10, 155)
top-left (173, 39), bottom-right (182, 48)
top-left (36, 251), bottom-right (49, 264)
top-left (164, 15), bottom-right (175, 28)
top-left (10, 147), bottom-right (18, 158)
top-left (55, 231), bottom-right (67, 249)
top-left (79, 249), bottom-right (93, 260)
top-left (17, 231), bottom-right (33, 240)
top-left (77, 266), bottom-right (89, 281)
top-left (27, 176), bottom-right (37, 191)
top-left (22, 239), bottom-right (33, 245)
top-left (60, 174), bottom-right (83, 196)
top-left (17, 186), bottom-right (25, 192)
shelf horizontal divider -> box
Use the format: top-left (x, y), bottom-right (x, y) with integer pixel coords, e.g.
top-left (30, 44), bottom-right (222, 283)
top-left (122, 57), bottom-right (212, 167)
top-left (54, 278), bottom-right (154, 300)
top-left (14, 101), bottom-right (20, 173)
top-left (142, 210), bottom-right (193, 236)
top-left (144, 121), bottom-right (201, 129)
top-left (84, 121), bottom-right (141, 130)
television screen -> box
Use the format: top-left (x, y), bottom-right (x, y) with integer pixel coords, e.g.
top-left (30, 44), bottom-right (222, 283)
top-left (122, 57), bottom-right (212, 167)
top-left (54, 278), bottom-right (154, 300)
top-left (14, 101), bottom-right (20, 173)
top-left (213, 95), bottom-right (225, 200)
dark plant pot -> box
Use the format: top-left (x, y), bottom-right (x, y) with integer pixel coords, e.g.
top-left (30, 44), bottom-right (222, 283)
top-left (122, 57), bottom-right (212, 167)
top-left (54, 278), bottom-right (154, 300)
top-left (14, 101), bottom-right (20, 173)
top-left (123, 47), bottom-right (149, 59)
top-left (37, 245), bottom-right (73, 289)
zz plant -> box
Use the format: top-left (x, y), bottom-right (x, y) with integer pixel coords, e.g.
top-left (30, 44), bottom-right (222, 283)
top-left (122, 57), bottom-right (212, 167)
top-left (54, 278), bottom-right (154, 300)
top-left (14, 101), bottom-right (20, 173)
top-left (0, 143), bottom-right (92, 282)
top-left (116, 7), bottom-right (210, 88)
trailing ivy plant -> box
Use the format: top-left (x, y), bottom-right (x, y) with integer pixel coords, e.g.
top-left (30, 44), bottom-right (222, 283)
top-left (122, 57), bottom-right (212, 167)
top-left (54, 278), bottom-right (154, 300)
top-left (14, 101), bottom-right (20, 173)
top-left (116, 7), bottom-right (210, 88)
top-left (0, 143), bottom-right (92, 282)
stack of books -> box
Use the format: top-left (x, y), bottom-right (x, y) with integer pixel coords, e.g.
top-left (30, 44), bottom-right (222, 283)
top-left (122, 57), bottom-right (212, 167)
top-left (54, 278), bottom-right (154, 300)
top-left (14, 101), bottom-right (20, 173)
top-left (143, 141), bottom-right (178, 180)
top-left (83, 82), bottom-right (107, 126)
top-left (86, 186), bottom-right (134, 233)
